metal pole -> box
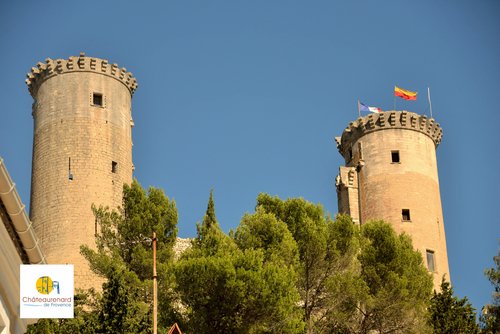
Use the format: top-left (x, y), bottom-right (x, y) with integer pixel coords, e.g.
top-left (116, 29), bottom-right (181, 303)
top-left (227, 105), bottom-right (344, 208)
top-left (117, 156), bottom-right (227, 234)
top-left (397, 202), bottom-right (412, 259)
top-left (393, 86), bottom-right (396, 111)
top-left (153, 232), bottom-right (157, 334)
top-left (428, 87), bottom-right (433, 118)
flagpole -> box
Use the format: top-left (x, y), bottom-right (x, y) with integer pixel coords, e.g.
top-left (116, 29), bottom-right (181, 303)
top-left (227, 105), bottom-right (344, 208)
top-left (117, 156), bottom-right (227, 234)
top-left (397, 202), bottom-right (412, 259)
top-left (152, 232), bottom-right (157, 334)
top-left (357, 99), bottom-right (361, 117)
top-left (427, 87), bottom-right (433, 118)
top-left (393, 86), bottom-right (396, 111)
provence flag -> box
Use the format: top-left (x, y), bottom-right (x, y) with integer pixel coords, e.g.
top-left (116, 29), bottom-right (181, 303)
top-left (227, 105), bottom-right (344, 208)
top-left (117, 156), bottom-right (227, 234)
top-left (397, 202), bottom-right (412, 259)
top-left (394, 86), bottom-right (417, 100)
top-left (358, 101), bottom-right (382, 113)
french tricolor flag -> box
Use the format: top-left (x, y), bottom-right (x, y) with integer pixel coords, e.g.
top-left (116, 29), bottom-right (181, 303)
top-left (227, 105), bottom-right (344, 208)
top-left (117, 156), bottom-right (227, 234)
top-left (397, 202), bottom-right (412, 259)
top-left (358, 101), bottom-right (382, 113)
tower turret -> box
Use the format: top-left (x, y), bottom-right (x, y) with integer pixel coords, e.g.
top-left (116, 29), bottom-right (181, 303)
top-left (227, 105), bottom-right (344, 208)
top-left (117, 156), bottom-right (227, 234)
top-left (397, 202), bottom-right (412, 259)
top-left (26, 53), bottom-right (137, 288)
top-left (336, 110), bottom-right (449, 289)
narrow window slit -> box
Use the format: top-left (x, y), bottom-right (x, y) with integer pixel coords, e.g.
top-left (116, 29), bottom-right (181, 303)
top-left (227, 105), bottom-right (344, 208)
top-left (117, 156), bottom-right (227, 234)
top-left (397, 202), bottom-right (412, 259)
top-left (426, 250), bottom-right (436, 272)
top-left (68, 157), bottom-right (73, 180)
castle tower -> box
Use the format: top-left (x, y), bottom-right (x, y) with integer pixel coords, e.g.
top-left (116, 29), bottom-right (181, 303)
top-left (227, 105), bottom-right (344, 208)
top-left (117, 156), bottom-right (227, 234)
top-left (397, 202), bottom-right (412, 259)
top-left (26, 53), bottom-right (138, 288)
top-left (335, 111), bottom-right (450, 290)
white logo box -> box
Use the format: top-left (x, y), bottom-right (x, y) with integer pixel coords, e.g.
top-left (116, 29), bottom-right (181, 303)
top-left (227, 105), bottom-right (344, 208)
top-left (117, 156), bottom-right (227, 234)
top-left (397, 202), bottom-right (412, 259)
top-left (20, 264), bottom-right (74, 318)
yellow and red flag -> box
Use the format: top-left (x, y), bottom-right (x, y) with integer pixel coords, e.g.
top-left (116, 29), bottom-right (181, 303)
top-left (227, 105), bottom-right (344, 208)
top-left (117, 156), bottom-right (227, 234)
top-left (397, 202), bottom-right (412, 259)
top-left (394, 86), bottom-right (417, 100)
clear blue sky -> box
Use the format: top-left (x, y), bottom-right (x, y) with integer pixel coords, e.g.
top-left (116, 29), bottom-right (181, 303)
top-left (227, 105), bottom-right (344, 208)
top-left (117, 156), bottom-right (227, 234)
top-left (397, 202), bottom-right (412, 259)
top-left (1, 0), bottom-right (499, 315)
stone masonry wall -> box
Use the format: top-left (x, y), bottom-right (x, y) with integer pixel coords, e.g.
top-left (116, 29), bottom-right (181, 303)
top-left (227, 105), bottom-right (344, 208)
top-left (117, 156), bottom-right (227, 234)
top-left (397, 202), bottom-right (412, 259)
top-left (337, 111), bottom-right (450, 290)
top-left (28, 55), bottom-right (136, 289)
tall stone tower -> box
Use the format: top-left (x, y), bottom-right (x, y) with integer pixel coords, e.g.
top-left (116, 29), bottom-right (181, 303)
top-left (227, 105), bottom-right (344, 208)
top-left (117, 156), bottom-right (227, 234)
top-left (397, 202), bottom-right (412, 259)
top-left (335, 111), bottom-right (450, 290)
top-left (26, 53), bottom-right (138, 288)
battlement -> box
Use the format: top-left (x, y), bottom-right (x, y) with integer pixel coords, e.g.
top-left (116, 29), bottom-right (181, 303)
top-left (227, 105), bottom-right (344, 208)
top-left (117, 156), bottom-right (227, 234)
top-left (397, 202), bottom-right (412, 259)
top-left (26, 52), bottom-right (138, 97)
top-left (338, 111), bottom-right (443, 155)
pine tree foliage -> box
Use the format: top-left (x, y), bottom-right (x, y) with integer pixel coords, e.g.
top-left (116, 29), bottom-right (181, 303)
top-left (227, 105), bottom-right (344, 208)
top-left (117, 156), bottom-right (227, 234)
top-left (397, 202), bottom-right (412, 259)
top-left (353, 220), bottom-right (433, 334)
top-left (256, 194), bottom-right (434, 334)
top-left (233, 207), bottom-right (299, 267)
top-left (98, 267), bottom-right (150, 334)
top-left (81, 180), bottom-right (179, 332)
top-left (428, 278), bottom-right (479, 334)
top-left (481, 246), bottom-right (500, 333)
top-left (174, 193), bottom-right (304, 333)
top-left (256, 194), bottom-right (360, 333)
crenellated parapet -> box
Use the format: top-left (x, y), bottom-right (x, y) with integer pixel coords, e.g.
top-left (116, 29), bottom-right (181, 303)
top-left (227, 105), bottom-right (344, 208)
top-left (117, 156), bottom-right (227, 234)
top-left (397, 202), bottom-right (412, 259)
top-left (338, 111), bottom-right (443, 156)
top-left (26, 52), bottom-right (138, 97)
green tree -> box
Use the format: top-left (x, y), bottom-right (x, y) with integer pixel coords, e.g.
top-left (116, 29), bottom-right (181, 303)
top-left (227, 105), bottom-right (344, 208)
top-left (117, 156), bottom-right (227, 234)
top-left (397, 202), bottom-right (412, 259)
top-left (82, 180), bottom-right (179, 332)
top-left (174, 192), bottom-right (304, 333)
top-left (194, 189), bottom-right (233, 254)
top-left (428, 278), bottom-right (479, 334)
top-left (353, 220), bottom-right (433, 334)
top-left (200, 189), bottom-right (217, 231)
top-left (481, 246), bottom-right (500, 333)
top-left (233, 207), bottom-right (304, 332)
top-left (256, 194), bottom-right (360, 333)
top-left (233, 207), bottom-right (299, 266)
top-left (257, 194), bottom-right (434, 334)
top-left (97, 266), bottom-right (151, 334)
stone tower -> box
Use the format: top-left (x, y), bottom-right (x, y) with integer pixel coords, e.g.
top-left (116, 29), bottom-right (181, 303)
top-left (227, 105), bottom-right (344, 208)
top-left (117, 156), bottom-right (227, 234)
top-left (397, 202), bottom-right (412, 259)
top-left (26, 53), bottom-right (138, 288)
top-left (335, 111), bottom-right (450, 290)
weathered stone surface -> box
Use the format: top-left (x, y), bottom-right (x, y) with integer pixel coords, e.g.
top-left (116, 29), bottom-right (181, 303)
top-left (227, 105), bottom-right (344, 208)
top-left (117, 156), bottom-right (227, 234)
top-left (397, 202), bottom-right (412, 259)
top-left (173, 237), bottom-right (192, 260)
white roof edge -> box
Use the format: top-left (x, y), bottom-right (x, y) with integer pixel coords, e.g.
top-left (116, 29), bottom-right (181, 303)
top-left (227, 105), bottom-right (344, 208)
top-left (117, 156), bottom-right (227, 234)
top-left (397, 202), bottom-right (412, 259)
top-left (0, 157), bottom-right (46, 264)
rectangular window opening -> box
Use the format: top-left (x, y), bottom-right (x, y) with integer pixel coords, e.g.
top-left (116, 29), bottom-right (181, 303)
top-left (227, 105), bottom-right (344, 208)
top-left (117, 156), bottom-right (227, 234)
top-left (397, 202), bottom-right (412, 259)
top-left (391, 150), bottom-right (400, 163)
top-left (111, 161), bottom-right (118, 173)
top-left (358, 142), bottom-right (363, 160)
top-left (93, 93), bottom-right (103, 107)
top-left (426, 250), bottom-right (436, 272)
top-left (402, 209), bottom-right (411, 221)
